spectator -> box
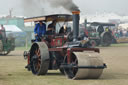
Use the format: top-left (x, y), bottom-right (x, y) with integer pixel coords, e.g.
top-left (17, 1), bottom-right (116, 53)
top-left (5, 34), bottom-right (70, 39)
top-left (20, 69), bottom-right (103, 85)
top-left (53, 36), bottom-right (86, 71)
top-left (0, 24), bottom-right (6, 41)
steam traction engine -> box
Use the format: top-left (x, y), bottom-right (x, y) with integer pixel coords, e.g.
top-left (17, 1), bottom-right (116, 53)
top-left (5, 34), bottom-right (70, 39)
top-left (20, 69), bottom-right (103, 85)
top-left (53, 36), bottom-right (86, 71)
top-left (24, 11), bottom-right (106, 79)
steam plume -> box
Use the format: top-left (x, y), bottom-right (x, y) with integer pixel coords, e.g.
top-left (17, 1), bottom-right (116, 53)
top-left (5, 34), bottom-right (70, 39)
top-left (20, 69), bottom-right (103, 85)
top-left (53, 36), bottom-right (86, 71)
top-left (47, 0), bottom-right (80, 12)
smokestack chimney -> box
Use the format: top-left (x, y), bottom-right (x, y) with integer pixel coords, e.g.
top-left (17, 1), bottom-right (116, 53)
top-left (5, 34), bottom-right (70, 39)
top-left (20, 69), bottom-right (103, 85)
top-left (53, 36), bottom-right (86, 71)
top-left (72, 11), bottom-right (80, 41)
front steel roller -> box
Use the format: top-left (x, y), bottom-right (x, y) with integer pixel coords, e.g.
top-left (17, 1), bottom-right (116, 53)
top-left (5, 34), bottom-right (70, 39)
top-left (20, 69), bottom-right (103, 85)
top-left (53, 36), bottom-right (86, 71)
top-left (63, 51), bottom-right (104, 79)
top-left (30, 42), bottom-right (49, 75)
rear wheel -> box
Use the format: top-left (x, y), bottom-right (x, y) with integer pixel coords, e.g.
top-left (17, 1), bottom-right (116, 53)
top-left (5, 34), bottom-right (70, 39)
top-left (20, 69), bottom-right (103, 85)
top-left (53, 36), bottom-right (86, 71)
top-left (30, 42), bottom-right (49, 75)
top-left (101, 32), bottom-right (112, 46)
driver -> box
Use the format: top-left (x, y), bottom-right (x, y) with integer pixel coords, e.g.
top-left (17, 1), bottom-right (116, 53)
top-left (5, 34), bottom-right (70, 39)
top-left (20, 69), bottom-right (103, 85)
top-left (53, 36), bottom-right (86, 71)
top-left (34, 21), bottom-right (46, 41)
top-left (97, 25), bottom-right (104, 36)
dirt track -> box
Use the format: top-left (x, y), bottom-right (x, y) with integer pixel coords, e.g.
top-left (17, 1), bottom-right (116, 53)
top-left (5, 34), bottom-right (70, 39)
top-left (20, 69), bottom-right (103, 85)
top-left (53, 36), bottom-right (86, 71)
top-left (0, 46), bottom-right (128, 85)
top-left (99, 46), bottom-right (128, 85)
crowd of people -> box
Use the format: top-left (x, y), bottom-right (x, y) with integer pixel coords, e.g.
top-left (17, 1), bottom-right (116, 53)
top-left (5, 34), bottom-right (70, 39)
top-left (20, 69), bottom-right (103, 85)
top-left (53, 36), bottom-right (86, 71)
top-left (114, 28), bottom-right (128, 38)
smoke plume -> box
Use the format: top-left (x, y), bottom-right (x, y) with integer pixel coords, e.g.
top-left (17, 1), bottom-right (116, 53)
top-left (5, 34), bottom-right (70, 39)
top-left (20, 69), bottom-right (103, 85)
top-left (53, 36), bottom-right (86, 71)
top-left (23, 0), bottom-right (80, 17)
top-left (46, 0), bottom-right (80, 12)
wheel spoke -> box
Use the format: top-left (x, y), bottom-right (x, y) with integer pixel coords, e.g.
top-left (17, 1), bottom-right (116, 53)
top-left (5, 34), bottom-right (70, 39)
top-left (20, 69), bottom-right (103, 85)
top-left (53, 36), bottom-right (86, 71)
top-left (64, 53), bottom-right (78, 78)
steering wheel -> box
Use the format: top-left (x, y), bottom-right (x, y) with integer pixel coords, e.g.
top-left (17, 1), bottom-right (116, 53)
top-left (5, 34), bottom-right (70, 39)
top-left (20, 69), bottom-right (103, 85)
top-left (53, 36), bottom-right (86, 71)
top-left (67, 32), bottom-right (73, 41)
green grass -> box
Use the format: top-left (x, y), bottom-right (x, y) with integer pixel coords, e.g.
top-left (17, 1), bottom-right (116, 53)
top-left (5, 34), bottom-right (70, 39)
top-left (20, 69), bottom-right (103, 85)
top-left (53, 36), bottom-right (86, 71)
top-left (0, 45), bottom-right (128, 85)
top-left (15, 46), bottom-right (31, 51)
top-left (96, 43), bottom-right (128, 48)
top-left (0, 55), bottom-right (101, 85)
top-left (111, 43), bottom-right (128, 47)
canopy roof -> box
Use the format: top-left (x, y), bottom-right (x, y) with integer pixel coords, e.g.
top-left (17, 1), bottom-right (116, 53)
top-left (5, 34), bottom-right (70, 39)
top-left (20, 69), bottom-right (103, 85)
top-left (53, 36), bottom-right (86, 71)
top-left (87, 22), bottom-right (115, 26)
top-left (24, 14), bottom-right (72, 22)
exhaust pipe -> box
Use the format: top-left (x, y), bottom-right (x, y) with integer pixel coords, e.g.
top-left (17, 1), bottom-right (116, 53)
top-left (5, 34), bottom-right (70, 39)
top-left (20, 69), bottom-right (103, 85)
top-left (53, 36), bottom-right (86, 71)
top-left (72, 11), bottom-right (80, 41)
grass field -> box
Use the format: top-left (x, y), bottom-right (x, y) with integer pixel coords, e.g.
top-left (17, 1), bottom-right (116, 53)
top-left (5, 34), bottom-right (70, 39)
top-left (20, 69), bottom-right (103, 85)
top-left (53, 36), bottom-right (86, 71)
top-left (0, 44), bottom-right (128, 85)
top-left (111, 43), bottom-right (128, 47)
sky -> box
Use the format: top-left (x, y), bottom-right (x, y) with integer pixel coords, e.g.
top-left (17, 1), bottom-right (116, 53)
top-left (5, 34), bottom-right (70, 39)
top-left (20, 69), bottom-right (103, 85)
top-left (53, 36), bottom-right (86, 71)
top-left (0, 0), bottom-right (128, 16)
top-left (74, 0), bottom-right (128, 16)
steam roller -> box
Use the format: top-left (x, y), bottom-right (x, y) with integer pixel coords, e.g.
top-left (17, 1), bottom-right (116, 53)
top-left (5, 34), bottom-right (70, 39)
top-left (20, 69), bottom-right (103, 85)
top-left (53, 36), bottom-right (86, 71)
top-left (25, 41), bottom-right (106, 79)
top-left (23, 11), bottom-right (106, 80)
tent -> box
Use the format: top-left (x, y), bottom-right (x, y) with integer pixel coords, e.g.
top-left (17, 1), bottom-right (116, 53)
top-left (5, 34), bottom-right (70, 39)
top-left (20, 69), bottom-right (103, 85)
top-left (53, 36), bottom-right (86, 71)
top-left (0, 25), bottom-right (22, 32)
